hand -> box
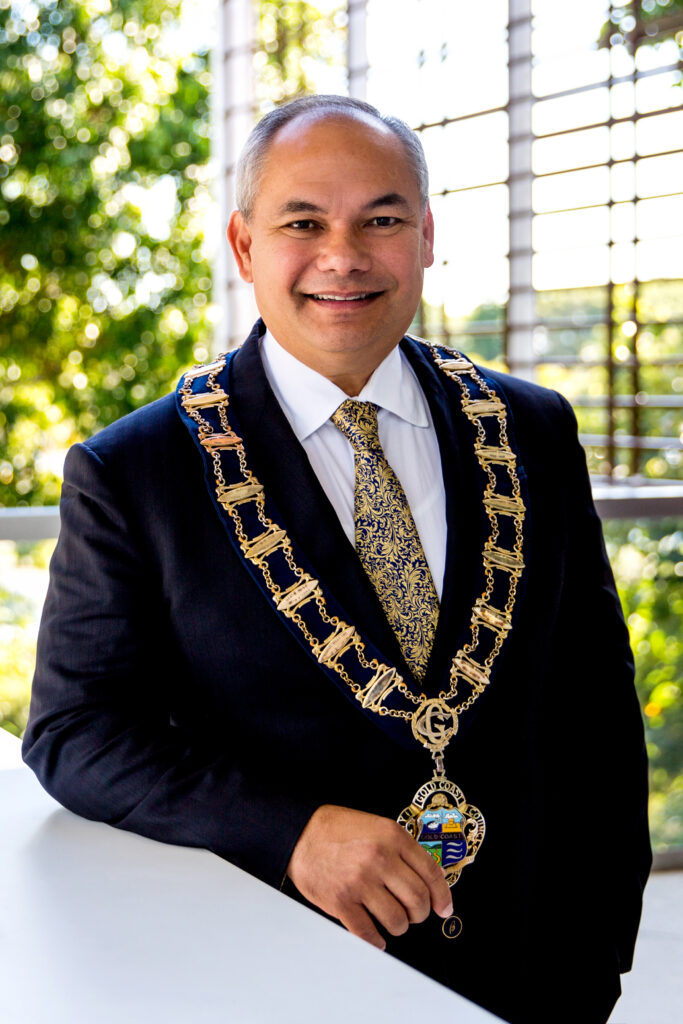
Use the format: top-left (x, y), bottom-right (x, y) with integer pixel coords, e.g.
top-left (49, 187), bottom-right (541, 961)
top-left (286, 804), bottom-right (453, 950)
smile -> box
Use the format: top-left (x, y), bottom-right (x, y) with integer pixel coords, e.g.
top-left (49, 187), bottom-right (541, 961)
top-left (307, 292), bottom-right (382, 302)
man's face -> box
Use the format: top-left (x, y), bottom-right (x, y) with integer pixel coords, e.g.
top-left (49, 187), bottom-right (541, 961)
top-left (228, 113), bottom-right (434, 382)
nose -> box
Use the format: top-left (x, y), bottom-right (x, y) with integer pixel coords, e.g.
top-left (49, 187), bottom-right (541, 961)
top-left (315, 226), bottom-right (372, 275)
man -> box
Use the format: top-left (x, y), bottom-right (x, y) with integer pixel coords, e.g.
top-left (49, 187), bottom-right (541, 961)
top-left (24, 95), bottom-right (651, 1024)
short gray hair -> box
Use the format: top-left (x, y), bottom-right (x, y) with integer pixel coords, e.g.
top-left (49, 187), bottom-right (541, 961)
top-left (235, 94), bottom-right (430, 221)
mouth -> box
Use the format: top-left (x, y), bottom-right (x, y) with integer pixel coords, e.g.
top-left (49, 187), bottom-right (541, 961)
top-left (304, 291), bottom-right (384, 309)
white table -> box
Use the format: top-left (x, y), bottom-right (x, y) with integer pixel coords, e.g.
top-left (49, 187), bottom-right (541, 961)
top-left (0, 731), bottom-right (501, 1023)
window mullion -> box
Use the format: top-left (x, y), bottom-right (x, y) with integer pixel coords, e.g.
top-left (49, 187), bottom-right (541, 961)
top-left (507, 0), bottom-right (534, 380)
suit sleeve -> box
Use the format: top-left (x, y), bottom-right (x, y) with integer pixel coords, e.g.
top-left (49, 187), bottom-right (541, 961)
top-left (23, 440), bottom-right (320, 888)
top-left (544, 394), bottom-right (652, 974)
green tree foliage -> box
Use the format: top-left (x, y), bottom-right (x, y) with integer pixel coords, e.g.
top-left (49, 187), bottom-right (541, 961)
top-left (535, 283), bottom-right (683, 481)
top-left (0, 585), bottom-right (35, 736)
top-left (605, 519), bottom-right (683, 850)
top-left (598, 0), bottom-right (683, 54)
top-left (0, 537), bottom-right (55, 736)
top-left (255, 0), bottom-right (346, 104)
top-left (0, 0), bottom-right (212, 507)
top-left (415, 299), bottom-right (506, 367)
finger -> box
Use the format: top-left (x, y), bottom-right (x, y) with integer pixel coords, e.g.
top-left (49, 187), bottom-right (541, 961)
top-left (364, 886), bottom-right (411, 937)
top-left (400, 839), bottom-right (453, 918)
top-left (340, 904), bottom-right (387, 950)
top-left (382, 859), bottom-right (433, 925)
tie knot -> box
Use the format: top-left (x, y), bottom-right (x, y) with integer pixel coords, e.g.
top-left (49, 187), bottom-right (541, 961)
top-left (331, 400), bottom-right (382, 452)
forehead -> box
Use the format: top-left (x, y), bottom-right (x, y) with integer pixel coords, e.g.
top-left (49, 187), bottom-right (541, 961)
top-left (255, 113), bottom-right (418, 210)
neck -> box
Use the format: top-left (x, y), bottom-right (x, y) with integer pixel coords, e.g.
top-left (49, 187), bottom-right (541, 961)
top-left (328, 370), bottom-right (373, 397)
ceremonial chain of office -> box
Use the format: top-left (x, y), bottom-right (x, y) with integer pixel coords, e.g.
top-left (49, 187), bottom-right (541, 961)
top-left (177, 339), bottom-right (527, 917)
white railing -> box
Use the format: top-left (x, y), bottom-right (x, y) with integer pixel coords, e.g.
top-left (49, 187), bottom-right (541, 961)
top-left (0, 506), bottom-right (61, 541)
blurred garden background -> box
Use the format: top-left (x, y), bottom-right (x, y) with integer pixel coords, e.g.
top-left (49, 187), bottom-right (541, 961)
top-left (1, 0), bottom-right (682, 854)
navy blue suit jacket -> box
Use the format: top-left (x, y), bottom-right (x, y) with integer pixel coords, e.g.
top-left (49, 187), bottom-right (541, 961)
top-left (24, 321), bottom-right (650, 1024)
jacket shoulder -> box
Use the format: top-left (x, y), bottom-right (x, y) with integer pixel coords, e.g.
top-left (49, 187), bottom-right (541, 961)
top-left (81, 392), bottom-right (182, 460)
top-left (63, 391), bottom-right (200, 507)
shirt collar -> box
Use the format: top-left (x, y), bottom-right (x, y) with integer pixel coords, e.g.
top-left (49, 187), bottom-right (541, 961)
top-left (260, 330), bottom-right (430, 443)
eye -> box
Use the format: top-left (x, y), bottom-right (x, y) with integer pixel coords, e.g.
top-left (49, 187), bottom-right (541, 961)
top-left (287, 219), bottom-right (318, 231)
top-left (369, 216), bottom-right (400, 228)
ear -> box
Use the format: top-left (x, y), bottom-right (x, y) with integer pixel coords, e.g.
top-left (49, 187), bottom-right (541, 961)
top-left (227, 211), bottom-right (254, 283)
top-left (422, 203), bottom-right (435, 269)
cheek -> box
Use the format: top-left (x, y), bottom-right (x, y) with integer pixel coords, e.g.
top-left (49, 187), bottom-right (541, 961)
top-left (378, 237), bottom-right (425, 274)
top-left (386, 250), bottom-right (427, 290)
top-left (252, 244), bottom-right (308, 292)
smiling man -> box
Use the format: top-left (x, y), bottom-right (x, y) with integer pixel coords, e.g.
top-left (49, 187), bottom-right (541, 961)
top-left (24, 95), bottom-right (650, 1024)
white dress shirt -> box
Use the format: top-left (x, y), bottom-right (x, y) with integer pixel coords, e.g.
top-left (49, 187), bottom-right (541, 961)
top-left (260, 330), bottom-right (447, 598)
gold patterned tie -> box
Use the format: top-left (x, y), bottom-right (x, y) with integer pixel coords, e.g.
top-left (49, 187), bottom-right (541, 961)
top-left (331, 400), bottom-right (439, 681)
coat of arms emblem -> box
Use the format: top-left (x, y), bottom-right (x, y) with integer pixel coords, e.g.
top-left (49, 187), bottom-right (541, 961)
top-left (416, 794), bottom-right (468, 868)
top-left (398, 774), bottom-right (485, 887)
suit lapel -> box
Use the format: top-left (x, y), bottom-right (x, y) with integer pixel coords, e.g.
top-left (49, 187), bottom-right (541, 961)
top-left (230, 324), bottom-right (412, 676)
top-left (400, 338), bottom-right (483, 694)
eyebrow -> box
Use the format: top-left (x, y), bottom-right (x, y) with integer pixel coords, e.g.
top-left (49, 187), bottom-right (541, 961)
top-left (366, 192), bottom-right (411, 211)
top-left (276, 200), bottom-right (324, 215)
top-left (276, 192), bottom-right (412, 217)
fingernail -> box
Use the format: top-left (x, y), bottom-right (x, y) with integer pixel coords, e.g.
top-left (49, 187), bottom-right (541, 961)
top-left (438, 902), bottom-right (453, 918)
